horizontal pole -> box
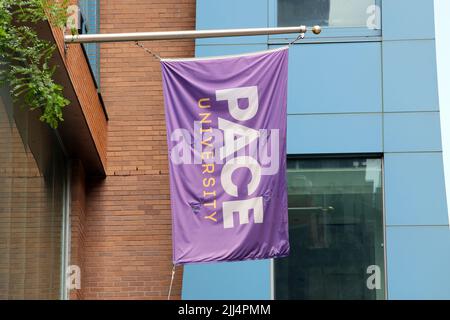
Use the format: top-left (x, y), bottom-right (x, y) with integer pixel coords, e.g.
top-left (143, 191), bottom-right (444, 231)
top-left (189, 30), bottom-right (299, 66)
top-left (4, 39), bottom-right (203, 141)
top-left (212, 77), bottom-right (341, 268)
top-left (64, 26), bottom-right (321, 44)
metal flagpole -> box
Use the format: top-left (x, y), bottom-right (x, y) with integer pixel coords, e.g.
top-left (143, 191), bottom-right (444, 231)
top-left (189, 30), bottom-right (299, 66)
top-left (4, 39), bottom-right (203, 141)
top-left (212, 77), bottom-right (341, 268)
top-left (64, 25), bottom-right (322, 44)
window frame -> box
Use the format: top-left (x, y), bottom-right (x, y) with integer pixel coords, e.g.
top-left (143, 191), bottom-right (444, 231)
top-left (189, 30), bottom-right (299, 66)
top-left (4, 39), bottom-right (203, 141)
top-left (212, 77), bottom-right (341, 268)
top-left (79, 0), bottom-right (101, 87)
top-left (268, 0), bottom-right (382, 44)
top-left (60, 158), bottom-right (71, 300)
top-left (271, 153), bottom-right (388, 300)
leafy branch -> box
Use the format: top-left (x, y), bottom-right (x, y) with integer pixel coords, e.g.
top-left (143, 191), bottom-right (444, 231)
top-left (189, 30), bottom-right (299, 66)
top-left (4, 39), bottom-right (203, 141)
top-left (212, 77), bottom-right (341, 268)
top-left (0, 0), bottom-right (70, 128)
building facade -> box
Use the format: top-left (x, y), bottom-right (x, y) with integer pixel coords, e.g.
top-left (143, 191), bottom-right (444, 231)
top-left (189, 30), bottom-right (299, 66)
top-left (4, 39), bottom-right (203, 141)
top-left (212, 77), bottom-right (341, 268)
top-left (1, 0), bottom-right (195, 299)
top-left (182, 0), bottom-right (450, 300)
top-left (1, 0), bottom-right (450, 300)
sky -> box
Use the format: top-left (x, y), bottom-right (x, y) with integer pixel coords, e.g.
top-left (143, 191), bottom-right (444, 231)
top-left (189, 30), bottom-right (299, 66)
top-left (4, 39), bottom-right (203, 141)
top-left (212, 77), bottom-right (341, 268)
top-left (434, 0), bottom-right (450, 227)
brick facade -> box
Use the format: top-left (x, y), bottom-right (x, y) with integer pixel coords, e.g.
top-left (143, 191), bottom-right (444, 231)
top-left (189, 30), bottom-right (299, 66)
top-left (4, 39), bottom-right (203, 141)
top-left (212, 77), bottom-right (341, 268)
top-left (69, 160), bottom-right (87, 300)
top-left (0, 100), bottom-right (64, 299)
top-left (51, 21), bottom-right (108, 173)
top-left (71, 0), bottom-right (196, 299)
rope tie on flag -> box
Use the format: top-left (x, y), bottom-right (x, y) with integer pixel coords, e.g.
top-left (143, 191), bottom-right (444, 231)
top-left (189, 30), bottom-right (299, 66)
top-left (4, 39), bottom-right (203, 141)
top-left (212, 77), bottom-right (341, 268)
top-left (135, 41), bottom-right (162, 60)
top-left (288, 32), bottom-right (305, 46)
top-left (167, 264), bottom-right (176, 300)
top-left (135, 31), bottom-right (305, 60)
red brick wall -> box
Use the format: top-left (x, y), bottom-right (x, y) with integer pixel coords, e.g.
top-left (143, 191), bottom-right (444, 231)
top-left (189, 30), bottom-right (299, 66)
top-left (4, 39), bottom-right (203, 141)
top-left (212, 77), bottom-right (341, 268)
top-left (51, 22), bottom-right (108, 171)
top-left (69, 160), bottom-right (87, 300)
top-left (74, 0), bottom-right (196, 299)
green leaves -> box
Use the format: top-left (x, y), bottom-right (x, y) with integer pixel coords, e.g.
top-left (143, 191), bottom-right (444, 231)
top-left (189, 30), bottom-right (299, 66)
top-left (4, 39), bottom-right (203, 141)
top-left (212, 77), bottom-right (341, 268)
top-left (0, 0), bottom-right (70, 128)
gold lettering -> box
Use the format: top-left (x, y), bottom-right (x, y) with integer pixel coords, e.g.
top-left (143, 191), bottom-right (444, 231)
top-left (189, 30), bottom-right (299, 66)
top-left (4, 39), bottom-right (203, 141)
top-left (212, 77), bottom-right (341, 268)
top-left (201, 136), bottom-right (213, 148)
top-left (204, 200), bottom-right (217, 209)
top-left (201, 151), bottom-right (213, 160)
top-left (202, 178), bottom-right (216, 188)
top-left (198, 98), bottom-right (211, 109)
top-left (199, 113), bottom-right (212, 124)
top-left (197, 97), bottom-right (218, 222)
top-left (201, 127), bottom-right (213, 133)
top-left (204, 211), bottom-right (218, 222)
top-left (202, 163), bottom-right (215, 174)
top-left (203, 190), bottom-right (216, 197)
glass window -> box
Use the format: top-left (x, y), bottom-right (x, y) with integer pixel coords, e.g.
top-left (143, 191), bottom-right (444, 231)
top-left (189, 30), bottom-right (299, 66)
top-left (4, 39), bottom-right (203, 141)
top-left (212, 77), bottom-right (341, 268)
top-left (277, 0), bottom-right (379, 29)
top-left (79, 0), bottom-right (100, 87)
top-left (0, 86), bottom-right (68, 299)
top-left (275, 157), bottom-right (385, 300)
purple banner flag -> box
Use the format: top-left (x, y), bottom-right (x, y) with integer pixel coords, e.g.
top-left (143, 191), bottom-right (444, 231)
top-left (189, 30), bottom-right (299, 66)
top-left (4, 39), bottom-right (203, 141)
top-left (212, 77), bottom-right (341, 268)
top-left (161, 47), bottom-right (290, 264)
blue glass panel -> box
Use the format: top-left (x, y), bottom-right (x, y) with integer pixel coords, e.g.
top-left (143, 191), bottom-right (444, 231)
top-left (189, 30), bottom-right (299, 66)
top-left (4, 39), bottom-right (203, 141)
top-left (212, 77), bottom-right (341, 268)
top-left (79, 0), bottom-right (100, 87)
top-left (384, 112), bottom-right (442, 152)
top-left (287, 114), bottom-right (382, 154)
top-left (383, 40), bottom-right (439, 112)
top-left (384, 153), bottom-right (448, 226)
top-left (182, 260), bottom-right (272, 300)
top-left (284, 42), bottom-right (382, 114)
top-left (387, 226), bottom-right (450, 299)
top-left (382, 0), bottom-right (435, 40)
top-left (196, 0), bottom-right (268, 45)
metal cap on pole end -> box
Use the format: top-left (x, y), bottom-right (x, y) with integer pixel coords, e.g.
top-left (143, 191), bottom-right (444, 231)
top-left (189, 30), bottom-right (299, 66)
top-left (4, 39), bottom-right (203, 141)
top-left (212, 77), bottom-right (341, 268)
top-left (311, 25), bottom-right (322, 35)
